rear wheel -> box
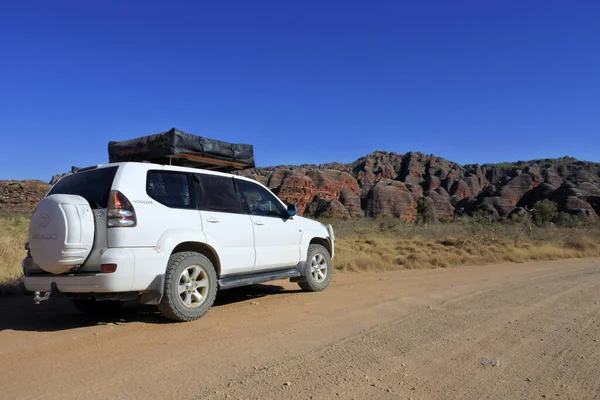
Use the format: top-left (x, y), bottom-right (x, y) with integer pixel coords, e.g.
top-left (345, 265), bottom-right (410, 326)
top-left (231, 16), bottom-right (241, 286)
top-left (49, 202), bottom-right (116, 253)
top-left (157, 252), bottom-right (217, 322)
top-left (298, 244), bottom-right (332, 292)
top-left (72, 299), bottom-right (123, 317)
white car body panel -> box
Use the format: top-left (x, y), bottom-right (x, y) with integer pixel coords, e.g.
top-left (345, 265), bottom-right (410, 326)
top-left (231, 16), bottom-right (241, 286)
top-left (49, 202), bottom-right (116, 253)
top-left (200, 210), bottom-right (256, 276)
top-left (250, 215), bottom-right (300, 271)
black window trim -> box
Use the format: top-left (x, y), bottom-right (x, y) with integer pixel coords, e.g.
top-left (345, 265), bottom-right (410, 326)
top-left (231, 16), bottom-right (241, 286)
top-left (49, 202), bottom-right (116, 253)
top-left (233, 177), bottom-right (251, 215)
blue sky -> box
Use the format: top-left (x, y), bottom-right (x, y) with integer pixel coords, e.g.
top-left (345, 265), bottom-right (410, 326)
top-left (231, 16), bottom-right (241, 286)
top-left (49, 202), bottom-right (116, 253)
top-left (1, 1), bottom-right (599, 181)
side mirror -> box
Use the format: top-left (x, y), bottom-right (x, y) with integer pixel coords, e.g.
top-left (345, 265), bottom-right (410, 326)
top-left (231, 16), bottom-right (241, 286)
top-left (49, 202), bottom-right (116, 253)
top-left (287, 204), bottom-right (298, 217)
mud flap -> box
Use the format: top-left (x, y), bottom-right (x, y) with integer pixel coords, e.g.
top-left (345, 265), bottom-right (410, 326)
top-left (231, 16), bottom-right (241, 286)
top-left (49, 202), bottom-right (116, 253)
top-left (289, 261), bottom-right (309, 283)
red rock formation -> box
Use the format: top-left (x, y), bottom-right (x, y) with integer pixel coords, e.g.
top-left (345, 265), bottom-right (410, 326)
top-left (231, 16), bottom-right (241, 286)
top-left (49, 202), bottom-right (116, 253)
top-left (267, 169), bottom-right (296, 190)
top-left (275, 174), bottom-right (317, 214)
top-left (463, 176), bottom-right (481, 197)
top-left (498, 174), bottom-right (534, 207)
top-left (306, 170), bottom-right (360, 200)
top-left (451, 180), bottom-right (472, 200)
top-left (378, 163), bottom-right (397, 180)
top-left (480, 196), bottom-right (514, 216)
top-left (426, 176), bottom-right (441, 191)
top-left (0, 180), bottom-right (51, 213)
top-left (428, 188), bottom-right (455, 221)
top-left (307, 199), bottom-right (351, 219)
top-left (365, 180), bottom-right (417, 221)
top-left (5, 152), bottom-right (600, 221)
top-left (339, 188), bottom-right (364, 217)
top-left (243, 174), bottom-right (268, 186)
top-left (401, 153), bottom-right (426, 184)
top-left (356, 169), bottom-right (376, 195)
top-left (405, 182), bottom-right (424, 201)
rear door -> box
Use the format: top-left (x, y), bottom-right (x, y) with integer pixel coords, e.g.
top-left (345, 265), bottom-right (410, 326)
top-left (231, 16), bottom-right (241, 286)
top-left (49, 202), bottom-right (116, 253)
top-left (235, 179), bottom-right (300, 271)
top-left (196, 173), bottom-right (256, 276)
top-left (45, 166), bottom-right (118, 272)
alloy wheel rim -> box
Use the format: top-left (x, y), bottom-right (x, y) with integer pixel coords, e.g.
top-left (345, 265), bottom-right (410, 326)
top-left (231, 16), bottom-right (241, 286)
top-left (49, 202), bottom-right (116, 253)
top-left (178, 265), bottom-right (209, 308)
top-left (310, 253), bottom-right (328, 283)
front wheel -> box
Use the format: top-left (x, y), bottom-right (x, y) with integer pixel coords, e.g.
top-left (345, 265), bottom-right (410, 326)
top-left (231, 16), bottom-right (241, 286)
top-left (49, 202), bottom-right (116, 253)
top-left (157, 252), bottom-right (218, 322)
top-left (298, 244), bottom-right (332, 292)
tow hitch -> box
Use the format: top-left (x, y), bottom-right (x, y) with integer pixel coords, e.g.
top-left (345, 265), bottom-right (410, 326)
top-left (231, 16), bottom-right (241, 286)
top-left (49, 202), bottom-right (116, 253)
top-left (33, 283), bottom-right (57, 304)
top-left (33, 291), bottom-right (51, 304)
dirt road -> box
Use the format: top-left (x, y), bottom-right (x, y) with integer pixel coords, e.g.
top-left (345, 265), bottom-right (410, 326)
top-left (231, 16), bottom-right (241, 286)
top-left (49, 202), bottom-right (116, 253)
top-left (1, 258), bottom-right (599, 400)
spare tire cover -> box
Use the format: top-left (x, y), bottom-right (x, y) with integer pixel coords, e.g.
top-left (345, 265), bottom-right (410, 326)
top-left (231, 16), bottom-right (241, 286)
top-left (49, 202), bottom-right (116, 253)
top-left (29, 194), bottom-right (95, 275)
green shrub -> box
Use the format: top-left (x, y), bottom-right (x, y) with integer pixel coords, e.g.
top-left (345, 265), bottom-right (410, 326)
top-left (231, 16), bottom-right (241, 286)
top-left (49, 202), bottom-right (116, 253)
top-left (472, 210), bottom-right (497, 225)
top-left (552, 211), bottom-right (579, 227)
top-left (534, 199), bottom-right (558, 225)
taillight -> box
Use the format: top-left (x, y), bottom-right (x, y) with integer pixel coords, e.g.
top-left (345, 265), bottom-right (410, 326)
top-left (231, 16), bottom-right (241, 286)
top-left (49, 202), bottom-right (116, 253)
top-left (107, 191), bottom-right (137, 228)
top-left (100, 263), bottom-right (118, 273)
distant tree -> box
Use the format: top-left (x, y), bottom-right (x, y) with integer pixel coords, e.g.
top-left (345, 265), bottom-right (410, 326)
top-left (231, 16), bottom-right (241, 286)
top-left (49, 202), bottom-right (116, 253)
top-left (533, 200), bottom-right (558, 225)
top-left (416, 197), bottom-right (435, 224)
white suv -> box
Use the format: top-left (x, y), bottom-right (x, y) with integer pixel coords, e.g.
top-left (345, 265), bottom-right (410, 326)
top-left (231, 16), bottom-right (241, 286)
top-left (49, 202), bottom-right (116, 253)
top-left (22, 162), bottom-right (334, 322)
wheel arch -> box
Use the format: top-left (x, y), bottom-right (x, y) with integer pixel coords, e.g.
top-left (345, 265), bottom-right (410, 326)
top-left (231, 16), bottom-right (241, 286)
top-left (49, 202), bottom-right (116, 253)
top-left (308, 237), bottom-right (332, 257)
top-left (171, 241), bottom-right (222, 278)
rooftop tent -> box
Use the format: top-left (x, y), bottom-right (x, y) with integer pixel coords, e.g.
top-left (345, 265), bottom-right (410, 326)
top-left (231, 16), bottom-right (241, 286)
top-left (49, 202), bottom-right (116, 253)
top-left (107, 128), bottom-right (255, 171)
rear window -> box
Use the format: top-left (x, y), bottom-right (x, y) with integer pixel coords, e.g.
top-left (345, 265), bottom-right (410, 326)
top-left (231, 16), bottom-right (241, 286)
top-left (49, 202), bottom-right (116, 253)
top-left (48, 167), bottom-right (118, 209)
top-left (146, 171), bottom-right (196, 209)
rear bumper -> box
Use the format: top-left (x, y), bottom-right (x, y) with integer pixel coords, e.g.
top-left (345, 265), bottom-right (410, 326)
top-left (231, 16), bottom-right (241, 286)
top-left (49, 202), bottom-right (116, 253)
top-left (22, 247), bottom-right (166, 294)
top-left (23, 272), bottom-right (134, 293)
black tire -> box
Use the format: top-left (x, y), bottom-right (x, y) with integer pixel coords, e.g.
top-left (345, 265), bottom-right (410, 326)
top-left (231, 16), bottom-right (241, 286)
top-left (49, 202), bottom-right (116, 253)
top-left (298, 244), bottom-right (332, 292)
top-left (72, 299), bottom-right (123, 317)
top-left (157, 252), bottom-right (218, 322)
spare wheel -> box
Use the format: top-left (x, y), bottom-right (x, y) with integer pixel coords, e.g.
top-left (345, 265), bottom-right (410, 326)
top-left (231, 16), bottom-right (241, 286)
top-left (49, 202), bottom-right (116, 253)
top-left (29, 194), bottom-right (95, 275)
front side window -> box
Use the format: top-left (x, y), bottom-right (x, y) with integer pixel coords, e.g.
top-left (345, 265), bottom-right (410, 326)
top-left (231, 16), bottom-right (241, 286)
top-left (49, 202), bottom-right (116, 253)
top-left (146, 171), bottom-right (195, 209)
top-left (236, 179), bottom-right (287, 218)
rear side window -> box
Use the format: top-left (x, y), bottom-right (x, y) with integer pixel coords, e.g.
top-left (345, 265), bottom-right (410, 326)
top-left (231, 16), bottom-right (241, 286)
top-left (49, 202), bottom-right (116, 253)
top-left (147, 171), bottom-right (196, 209)
top-left (48, 167), bottom-right (118, 209)
top-left (196, 174), bottom-right (244, 214)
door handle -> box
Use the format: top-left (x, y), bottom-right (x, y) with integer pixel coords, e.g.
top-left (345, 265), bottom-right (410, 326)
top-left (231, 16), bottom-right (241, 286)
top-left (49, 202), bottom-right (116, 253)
top-left (206, 217), bottom-right (220, 223)
top-left (254, 220), bottom-right (266, 226)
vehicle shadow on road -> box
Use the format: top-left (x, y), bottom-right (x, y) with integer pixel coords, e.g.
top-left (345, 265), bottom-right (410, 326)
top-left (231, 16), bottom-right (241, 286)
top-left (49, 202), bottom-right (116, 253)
top-left (214, 283), bottom-right (300, 306)
top-left (0, 283), bottom-right (300, 333)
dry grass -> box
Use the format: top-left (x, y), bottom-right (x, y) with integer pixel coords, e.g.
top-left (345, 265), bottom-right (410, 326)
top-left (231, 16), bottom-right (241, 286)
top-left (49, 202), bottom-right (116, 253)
top-left (0, 212), bottom-right (29, 296)
top-left (327, 218), bottom-right (600, 272)
top-left (1, 212), bottom-right (599, 296)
